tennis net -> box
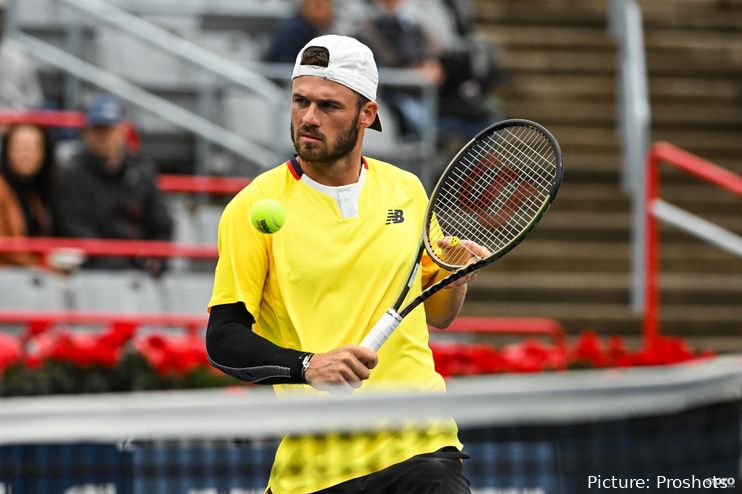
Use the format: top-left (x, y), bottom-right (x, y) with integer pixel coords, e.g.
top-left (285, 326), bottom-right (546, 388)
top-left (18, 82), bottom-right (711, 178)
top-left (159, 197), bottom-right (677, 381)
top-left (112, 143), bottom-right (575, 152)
top-left (1, 356), bottom-right (741, 494)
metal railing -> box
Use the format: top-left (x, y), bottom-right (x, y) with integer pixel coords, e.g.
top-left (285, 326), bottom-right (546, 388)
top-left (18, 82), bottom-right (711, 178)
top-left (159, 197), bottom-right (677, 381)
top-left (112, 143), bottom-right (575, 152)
top-left (642, 142), bottom-right (742, 347)
top-left (4, 0), bottom-right (283, 173)
top-left (608, 0), bottom-right (652, 313)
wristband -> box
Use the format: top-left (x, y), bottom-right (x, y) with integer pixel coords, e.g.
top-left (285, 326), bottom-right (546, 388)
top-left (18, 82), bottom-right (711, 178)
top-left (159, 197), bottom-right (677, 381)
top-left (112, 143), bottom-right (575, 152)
top-left (299, 353), bottom-right (314, 384)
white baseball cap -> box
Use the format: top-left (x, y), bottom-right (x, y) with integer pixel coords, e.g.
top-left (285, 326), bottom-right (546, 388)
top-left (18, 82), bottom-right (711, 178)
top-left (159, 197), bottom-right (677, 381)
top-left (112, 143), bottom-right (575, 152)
top-left (292, 35), bottom-right (382, 132)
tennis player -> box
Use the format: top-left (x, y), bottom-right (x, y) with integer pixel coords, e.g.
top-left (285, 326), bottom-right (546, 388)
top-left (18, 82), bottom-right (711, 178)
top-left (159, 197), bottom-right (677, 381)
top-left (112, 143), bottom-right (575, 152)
top-left (207, 35), bottom-right (480, 494)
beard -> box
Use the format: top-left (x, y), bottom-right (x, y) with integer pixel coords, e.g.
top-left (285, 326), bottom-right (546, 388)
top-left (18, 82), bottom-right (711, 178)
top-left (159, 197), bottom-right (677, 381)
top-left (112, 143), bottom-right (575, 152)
top-left (291, 111), bottom-right (361, 164)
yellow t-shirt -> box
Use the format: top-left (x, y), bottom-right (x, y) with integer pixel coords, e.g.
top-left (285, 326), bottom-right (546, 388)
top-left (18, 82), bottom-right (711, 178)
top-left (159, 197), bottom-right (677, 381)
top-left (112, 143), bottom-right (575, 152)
top-left (209, 157), bottom-right (461, 494)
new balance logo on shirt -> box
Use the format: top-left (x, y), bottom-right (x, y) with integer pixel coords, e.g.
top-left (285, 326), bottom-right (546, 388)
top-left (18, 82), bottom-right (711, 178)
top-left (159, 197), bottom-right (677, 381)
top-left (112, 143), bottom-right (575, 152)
top-left (385, 209), bottom-right (405, 224)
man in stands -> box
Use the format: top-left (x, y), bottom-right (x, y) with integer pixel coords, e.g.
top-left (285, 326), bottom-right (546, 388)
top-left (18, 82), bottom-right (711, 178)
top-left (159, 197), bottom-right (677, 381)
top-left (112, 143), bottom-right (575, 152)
top-left (55, 94), bottom-right (172, 275)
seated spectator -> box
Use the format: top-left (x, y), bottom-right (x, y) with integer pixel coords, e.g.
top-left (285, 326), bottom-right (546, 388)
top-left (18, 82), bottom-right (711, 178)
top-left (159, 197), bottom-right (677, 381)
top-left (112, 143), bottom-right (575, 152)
top-left (55, 95), bottom-right (173, 275)
top-left (264, 0), bottom-right (334, 64)
top-left (356, 0), bottom-right (444, 140)
top-left (0, 123), bottom-right (55, 266)
top-left (0, 3), bottom-right (44, 111)
top-left (427, 0), bottom-right (507, 145)
top-left (358, 0), bottom-right (503, 145)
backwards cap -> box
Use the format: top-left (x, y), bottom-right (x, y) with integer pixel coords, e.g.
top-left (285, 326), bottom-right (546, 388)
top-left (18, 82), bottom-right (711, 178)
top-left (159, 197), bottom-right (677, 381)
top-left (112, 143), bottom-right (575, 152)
top-left (292, 35), bottom-right (382, 132)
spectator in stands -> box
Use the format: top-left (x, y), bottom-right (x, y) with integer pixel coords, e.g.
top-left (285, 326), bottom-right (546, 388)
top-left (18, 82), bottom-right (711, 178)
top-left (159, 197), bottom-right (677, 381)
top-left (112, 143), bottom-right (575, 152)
top-left (422, 0), bottom-right (507, 146)
top-left (55, 95), bottom-right (173, 275)
top-left (264, 0), bottom-right (334, 64)
top-left (357, 0), bottom-right (503, 145)
top-left (356, 0), bottom-right (444, 140)
top-left (0, 123), bottom-right (55, 266)
top-left (0, 1), bottom-right (44, 111)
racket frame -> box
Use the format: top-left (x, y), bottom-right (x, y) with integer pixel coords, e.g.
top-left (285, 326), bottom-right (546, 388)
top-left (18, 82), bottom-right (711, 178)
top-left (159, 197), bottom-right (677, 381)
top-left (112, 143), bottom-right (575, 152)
top-left (361, 119), bottom-right (564, 349)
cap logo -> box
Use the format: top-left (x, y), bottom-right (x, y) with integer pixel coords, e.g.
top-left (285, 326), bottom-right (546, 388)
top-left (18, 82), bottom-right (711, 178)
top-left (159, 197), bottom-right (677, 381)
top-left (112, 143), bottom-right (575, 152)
top-left (301, 46), bottom-right (330, 67)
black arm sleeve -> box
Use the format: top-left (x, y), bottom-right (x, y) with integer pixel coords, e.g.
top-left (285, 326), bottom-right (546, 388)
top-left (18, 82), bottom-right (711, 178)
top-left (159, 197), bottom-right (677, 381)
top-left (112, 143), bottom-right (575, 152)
top-left (206, 303), bottom-right (312, 385)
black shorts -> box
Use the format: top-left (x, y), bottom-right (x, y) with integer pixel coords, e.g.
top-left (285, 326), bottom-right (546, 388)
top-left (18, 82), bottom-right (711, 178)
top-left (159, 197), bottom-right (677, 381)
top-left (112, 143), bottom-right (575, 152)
top-left (269, 446), bottom-right (472, 494)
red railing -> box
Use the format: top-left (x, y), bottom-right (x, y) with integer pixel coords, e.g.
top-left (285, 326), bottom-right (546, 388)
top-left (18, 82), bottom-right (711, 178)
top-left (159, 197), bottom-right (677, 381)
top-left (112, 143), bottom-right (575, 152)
top-left (0, 311), bottom-right (564, 346)
top-left (0, 310), bottom-right (207, 338)
top-left (431, 316), bottom-right (567, 350)
top-left (0, 236), bottom-right (217, 269)
top-left (0, 110), bottom-right (86, 127)
top-left (157, 174), bottom-right (251, 195)
top-left (643, 142), bottom-right (742, 347)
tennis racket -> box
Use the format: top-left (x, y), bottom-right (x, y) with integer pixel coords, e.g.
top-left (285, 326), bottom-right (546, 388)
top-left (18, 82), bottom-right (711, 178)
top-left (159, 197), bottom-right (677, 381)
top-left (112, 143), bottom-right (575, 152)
top-left (360, 119), bottom-right (564, 351)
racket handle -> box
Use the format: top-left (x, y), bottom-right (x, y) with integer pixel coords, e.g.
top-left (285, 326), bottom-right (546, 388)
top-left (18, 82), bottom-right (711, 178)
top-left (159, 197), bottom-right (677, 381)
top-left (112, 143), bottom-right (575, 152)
top-left (360, 309), bottom-right (403, 351)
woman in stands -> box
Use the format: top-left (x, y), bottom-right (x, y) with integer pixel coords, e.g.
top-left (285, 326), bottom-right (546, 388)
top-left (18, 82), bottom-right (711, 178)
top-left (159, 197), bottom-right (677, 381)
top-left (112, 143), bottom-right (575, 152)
top-left (0, 123), bottom-right (55, 265)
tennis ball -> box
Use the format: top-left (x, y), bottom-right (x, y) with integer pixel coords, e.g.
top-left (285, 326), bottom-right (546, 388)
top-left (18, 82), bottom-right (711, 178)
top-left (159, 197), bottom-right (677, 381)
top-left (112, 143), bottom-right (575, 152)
top-left (250, 198), bottom-right (286, 234)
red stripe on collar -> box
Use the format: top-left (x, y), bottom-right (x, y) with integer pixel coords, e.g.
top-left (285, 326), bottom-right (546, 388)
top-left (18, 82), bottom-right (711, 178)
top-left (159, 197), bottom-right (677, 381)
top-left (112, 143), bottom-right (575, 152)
top-left (287, 157), bottom-right (303, 180)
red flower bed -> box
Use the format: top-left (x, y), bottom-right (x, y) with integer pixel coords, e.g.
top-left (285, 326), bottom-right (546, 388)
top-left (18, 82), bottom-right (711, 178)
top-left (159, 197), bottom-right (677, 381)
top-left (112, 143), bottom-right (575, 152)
top-left (0, 326), bottom-right (713, 396)
top-left (430, 330), bottom-right (713, 378)
top-left (0, 324), bottom-right (231, 396)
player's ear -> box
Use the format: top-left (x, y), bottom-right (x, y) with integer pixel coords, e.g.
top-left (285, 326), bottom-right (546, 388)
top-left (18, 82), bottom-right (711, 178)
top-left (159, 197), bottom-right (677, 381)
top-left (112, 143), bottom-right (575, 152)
top-left (359, 100), bottom-right (379, 130)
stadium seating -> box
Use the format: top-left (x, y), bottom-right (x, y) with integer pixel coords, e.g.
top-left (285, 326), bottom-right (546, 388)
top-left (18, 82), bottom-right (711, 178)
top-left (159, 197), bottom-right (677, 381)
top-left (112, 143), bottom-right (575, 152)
top-left (0, 268), bottom-right (68, 335)
top-left (67, 270), bottom-right (164, 313)
top-left (0, 268), bottom-right (67, 312)
top-left (160, 272), bottom-right (214, 314)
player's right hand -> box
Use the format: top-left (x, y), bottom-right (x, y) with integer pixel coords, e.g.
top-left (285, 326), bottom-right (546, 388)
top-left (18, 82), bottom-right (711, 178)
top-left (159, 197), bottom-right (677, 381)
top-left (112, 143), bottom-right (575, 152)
top-left (304, 345), bottom-right (378, 393)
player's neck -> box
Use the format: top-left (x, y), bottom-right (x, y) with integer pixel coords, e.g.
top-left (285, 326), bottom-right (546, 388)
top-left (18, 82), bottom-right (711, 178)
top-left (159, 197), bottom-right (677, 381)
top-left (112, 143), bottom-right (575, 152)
top-left (298, 150), bottom-right (363, 187)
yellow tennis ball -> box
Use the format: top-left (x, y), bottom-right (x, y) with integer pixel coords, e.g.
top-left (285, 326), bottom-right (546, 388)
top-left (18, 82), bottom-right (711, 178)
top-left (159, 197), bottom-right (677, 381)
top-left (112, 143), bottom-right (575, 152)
top-left (250, 198), bottom-right (286, 234)
top-left (448, 236), bottom-right (460, 247)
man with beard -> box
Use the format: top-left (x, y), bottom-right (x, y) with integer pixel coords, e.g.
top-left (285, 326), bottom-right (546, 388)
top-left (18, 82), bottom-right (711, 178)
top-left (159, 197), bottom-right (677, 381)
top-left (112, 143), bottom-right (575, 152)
top-left (206, 35), bottom-right (473, 494)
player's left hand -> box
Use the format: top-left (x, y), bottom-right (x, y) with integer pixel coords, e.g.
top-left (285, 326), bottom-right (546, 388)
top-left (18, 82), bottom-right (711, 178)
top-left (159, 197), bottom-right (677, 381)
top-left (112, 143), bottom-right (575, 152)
top-left (436, 236), bottom-right (491, 288)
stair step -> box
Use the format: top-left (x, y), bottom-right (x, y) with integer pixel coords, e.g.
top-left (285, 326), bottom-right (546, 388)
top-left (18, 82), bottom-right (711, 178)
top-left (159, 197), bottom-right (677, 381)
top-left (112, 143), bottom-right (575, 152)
top-left (482, 26), bottom-right (614, 50)
top-left (651, 102), bottom-right (742, 128)
top-left (552, 184), bottom-right (629, 212)
top-left (474, 272), bottom-right (742, 290)
top-left (650, 77), bottom-right (742, 102)
top-left (500, 49), bottom-right (615, 75)
top-left (473, 0), bottom-right (607, 27)
top-left (460, 301), bottom-right (742, 335)
top-left (488, 240), bottom-right (739, 274)
top-left (647, 50), bottom-right (742, 77)
top-left (646, 29), bottom-right (742, 52)
top-left (504, 101), bottom-right (615, 126)
top-left (498, 74), bottom-right (615, 99)
top-left (640, 1), bottom-right (742, 30)
top-left (530, 212), bottom-right (741, 243)
top-left (551, 153), bottom-right (620, 173)
top-left (507, 98), bottom-right (742, 129)
top-left (468, 273), bottom-right (742, 305)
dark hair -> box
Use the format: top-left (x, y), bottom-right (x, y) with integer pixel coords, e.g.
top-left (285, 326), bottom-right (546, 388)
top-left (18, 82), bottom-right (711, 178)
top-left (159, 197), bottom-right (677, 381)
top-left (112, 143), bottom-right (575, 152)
top-left (356, 94), bottom-right (371, 112)
top-left (300, 46), bottom-right (330, 67)
top-left (0, 124), bottom-right (56, 206)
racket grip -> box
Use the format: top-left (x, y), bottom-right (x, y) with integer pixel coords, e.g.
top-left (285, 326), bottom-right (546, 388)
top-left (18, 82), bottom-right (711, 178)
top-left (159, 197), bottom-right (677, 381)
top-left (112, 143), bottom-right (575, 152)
top-left (360, 309), bottom-right (403, 351)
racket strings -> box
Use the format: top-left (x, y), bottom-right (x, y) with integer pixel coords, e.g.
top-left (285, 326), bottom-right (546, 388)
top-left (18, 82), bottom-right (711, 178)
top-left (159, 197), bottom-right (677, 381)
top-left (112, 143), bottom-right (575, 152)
top-left (463, 129), bottom-right (554, 217)
top-left (503, 127), bottom-right (557, 181)
top-left (456, 136), bottom-right (552, 222)
top-left (435, 175), bottom-right (525, 251)
top-left (471, 130), bottom-right (555, 212)
top-left (428, 126), bottom-right (558, 267)
top-left (446, 163), bottom-right (538, 233)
